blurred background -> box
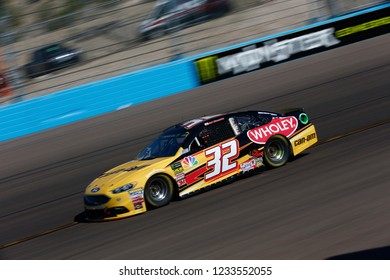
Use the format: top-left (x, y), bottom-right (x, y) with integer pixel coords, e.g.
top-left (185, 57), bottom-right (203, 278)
top-left (0, 0), bottom-right (386, 105)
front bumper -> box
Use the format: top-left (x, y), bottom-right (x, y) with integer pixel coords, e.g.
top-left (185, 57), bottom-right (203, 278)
top-left (83, 188), bottom-right (147, 221)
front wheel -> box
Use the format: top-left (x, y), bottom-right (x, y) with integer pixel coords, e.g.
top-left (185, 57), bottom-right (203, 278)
top-left (263, 135), bottom-right (290, 168)
top-left (144, 174), bottom-right (174, 209)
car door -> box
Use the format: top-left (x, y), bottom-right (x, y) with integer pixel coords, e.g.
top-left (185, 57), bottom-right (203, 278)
top-left (149, 1), bottom-right (176, 32)
top-left (175, 117), bottom-right (240, 196)
top-left (33, 49), bottom-right (47, 75)
top-left (178, 0), bottom-right (205, 24)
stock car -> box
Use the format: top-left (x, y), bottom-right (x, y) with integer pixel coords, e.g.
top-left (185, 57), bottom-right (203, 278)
top-left (84, 109), bottom-right (317, 221)
top-left (24, 43), bottom-right (82, 79)
top-left (138, 0), bottom-right (231, 40)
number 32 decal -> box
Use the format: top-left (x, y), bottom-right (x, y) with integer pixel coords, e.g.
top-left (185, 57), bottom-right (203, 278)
top-left (205, 139), bottom-right (239, 181)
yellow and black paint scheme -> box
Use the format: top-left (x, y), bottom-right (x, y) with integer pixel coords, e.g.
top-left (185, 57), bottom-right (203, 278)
top-left (84, 109), bottom-right (317, 221)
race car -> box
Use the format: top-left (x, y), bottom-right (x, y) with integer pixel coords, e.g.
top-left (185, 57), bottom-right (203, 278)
top-left (138, 0), bottom-right (231, 40)
top-left (84, 109), bottom-right (317, 221)
top-left (23, 43), bottom-right (82, 79)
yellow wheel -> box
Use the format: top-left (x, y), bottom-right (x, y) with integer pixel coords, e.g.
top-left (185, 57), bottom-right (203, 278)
top-left (263, 135), bottom-right (290, 168)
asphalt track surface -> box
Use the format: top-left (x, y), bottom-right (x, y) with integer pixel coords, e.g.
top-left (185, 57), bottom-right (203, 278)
top-left (1, 35), bottom-right (389, 260)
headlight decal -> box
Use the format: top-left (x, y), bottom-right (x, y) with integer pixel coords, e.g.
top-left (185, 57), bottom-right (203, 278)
top-left (111, 183), bottom-right (135, 194)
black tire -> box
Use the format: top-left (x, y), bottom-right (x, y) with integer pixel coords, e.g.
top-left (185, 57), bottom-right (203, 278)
top-left (148, 28), bottom-right (165, 40)
top-left (144, 174), bottom-right (174, 209)
top-left (263, 135), bottom-right (290, 168)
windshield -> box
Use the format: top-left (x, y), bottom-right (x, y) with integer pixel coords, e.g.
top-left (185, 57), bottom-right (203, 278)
top-left (146, 4), bottom-right (161, 20)
top-left (45, 44), bottom-right (64, 56)
top-left (137, 126), bottom-right (189, 160)
top-left (146, 1), bottom-right (176, 20)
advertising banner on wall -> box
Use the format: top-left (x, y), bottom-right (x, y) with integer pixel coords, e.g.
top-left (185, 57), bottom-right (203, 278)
top-left (195, 5), bottom-right (390, 85)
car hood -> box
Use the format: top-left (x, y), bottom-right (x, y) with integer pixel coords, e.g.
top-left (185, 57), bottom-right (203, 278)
top-left (85, 157), bottom-right (171, 194)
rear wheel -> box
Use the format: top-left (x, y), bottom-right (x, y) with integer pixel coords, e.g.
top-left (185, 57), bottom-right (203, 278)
top-left (263, 135), bottom-right (290, 168)
top-left (144, 174), bottom-right (174, 209)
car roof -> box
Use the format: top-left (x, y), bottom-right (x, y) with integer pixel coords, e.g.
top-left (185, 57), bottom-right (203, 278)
top-left (177, 111), bottom-right (277, 131)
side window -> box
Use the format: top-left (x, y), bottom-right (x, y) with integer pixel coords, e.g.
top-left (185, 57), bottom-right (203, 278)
top-left (164, 1), bottom-right (176, 14)
top-left (257, 113), bottom-right (273, 125)
top-left (197, 119), bottom-right (235, 148)
top-left (156, 2), bottom-right (173, 18)
top-left (188, 136), bottom-right (203, 153)
top-left (44, 45), bottom-right (63, 59)
top-left (177, 0), bottom-right (189, 5)
top-left (159, 5), bottom-right (168, 17)
top-left (235, 114), bottom-right (263, 132)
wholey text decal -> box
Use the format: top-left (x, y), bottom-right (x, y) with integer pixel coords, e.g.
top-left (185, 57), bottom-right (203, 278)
top-left (247, 117), bottom-right (298, 144)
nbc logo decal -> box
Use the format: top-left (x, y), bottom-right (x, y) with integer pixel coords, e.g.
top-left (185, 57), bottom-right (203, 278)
top-left (182, 156), bottom-right (199, 168)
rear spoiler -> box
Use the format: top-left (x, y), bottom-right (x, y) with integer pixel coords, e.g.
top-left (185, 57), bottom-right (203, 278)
top-left (279, 108), bottom-right (304, 116)
top-left (279, 108), bottom-right (311, 125)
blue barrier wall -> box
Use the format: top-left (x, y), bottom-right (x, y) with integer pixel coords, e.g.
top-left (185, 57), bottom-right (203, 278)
top-left (0, 59), bottom-right (198, 142)
top-left (0, 3), bottom-right (388, 143)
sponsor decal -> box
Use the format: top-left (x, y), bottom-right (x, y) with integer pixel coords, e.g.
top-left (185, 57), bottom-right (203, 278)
top-left (91, 187), bottom-right (100, 193)
top-left (229, 117), bottom-right (241, 136)
top-left (176, 178), bottom-right (187, 188)
top-left (175, 172), bottom-right (186, 181)
top-left (129, 189), bottom-right (144, 210)
top-left (170, 162), bottom-right (182, 170)
top-left (196, 29), bottom-right (340, 84)
top-left (299, 113), bottom-right (309, 125)
top-left (335, 16), bottom-right (390, 38)
top-left (216, 28), bottom-right (339, 76)
top-left (294, 133), bottom-right (317, 146)
top-left (182, 155), bottom-right (199, 168)
top-left (240, 157), bottom-right (263, 173)
top-left (175, 172), bottom-right (187, 188)
top-left (173, 167), bottom-right (184, 176)
top-left (170, 162), bottom-right (184, 175)
top-left (195, 5), bottom-right (390, 85)
top-left (247, 117), bottom-right (298, 144)
top-left (195, 56), bottom-right (218, 84)
top-left (204, 117), bottom-right (225, 126)
top-left (174, 169), bottom-right (188, 188)
top-left (130, 190), bottom-right (143, 197)
top-left (249, 149), bottom-right (263, 158)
